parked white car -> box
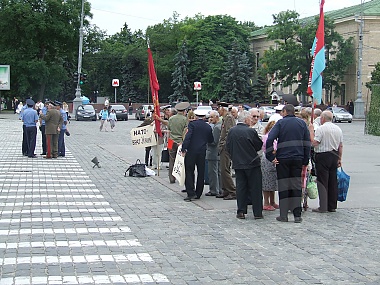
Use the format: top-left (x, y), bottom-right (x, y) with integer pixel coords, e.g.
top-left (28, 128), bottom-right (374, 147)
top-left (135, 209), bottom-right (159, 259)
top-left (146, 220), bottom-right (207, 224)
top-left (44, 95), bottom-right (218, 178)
top-left (326, 107), bottom-right (353, 123)
top-left (259, 106), bottom-right (276, 122)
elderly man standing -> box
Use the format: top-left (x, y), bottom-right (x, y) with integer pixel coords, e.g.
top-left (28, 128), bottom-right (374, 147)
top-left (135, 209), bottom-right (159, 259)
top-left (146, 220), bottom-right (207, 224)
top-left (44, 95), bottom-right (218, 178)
top-left (217, 102), bottom-right (237, 200)
top-left (181, 109), bottom-right (214, 201)
top-left (313, 108), bottom-right (323, 131)
top-left (168, 102), bottom-right (189, 184)
top-left (266, 104), bottom-right (311, 223)
top-left (269, 105), bottom-right (284, 123)
top-left (22, 99), bottom-right (39, 158)
top-left (205, 111), bottom-right (222, 197)
top-left (56, 101), bottom-right (68, 157)
top-left (309, 110), bottom-right (343, 213)
top-left (249, 108), bottom-right (264, 138)
top-left (40, 102), bottom-right (63, 159)
top-left (227, 110), bottom-right (263, 219)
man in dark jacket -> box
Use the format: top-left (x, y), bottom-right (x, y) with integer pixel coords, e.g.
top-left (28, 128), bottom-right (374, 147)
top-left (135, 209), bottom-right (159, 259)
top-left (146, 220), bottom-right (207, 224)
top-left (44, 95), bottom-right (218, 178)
top-left (181, 109), bottom-right (214, 201)
top-left (266, 104), bottom-right (311, 223)
top-left (226, 110), bottom-right (263, 219)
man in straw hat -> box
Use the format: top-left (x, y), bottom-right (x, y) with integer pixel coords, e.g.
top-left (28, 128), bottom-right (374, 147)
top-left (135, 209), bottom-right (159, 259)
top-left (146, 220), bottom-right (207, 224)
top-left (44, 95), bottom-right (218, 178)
top-left (168, 102), bottom-right (190, 183)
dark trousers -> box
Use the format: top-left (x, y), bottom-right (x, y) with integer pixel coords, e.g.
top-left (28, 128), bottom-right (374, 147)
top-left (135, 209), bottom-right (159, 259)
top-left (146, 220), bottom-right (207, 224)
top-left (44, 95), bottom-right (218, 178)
top-left (185, 151), bottom-right (206, 198)
top-left (315, 151), bottom-right (339, 211)
top-left (25, 126), bottom-right (37, 157)
top-left (276, 159), bottom-right (303, 218)
top-left (220, 148), bottom-right (236, 196)
top-left (144, 146), bottom-right (152, 166)
top-left (40, 125), bottom-right (46, 154)
top-left (22, 125), bottom-right (28, 155)
top-left (235, 167), bottom-right (263, 217)
top-left (58, 130), bottom-right (65, 156)
top-left (204, 159), bottom-right (209, 184)
top-left (168, 142), bottom-right (179, 183)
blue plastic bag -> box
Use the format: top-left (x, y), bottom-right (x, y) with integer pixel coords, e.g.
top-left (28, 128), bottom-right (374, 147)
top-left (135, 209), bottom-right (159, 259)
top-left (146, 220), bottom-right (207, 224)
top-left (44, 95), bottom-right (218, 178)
top-left (337, 167), bottom-right (350, 202)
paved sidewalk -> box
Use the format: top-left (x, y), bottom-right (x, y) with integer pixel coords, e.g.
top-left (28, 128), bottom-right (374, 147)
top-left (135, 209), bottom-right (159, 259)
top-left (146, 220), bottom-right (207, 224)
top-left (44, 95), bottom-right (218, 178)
top-left (0, 112), bottom-right (379, 284)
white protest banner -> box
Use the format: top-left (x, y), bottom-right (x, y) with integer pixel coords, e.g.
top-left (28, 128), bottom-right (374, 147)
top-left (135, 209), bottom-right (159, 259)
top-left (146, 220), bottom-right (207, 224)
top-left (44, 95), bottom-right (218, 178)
top-left (130, 124), bottom-right (157, 148)
top-left (172, 145), bottom-right (185, 186)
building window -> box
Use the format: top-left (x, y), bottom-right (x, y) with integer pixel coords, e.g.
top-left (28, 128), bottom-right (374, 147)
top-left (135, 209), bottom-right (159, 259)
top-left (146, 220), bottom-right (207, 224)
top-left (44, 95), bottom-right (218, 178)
top-left (256, 52), bottom-right (260, 68)
top-left (340, 84), bottom-right (346, 105)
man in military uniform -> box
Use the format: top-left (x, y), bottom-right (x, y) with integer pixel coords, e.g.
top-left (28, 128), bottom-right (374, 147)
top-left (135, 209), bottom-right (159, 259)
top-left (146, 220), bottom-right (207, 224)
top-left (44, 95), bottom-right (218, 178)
top-left (39, 102), bottom-right (63, 159)
top-left (56, 101), bottom-right (68, 157)
top-left (168, 102), bottom-right (189, 183)
top-left (217, 102), bottom-right (237, 200)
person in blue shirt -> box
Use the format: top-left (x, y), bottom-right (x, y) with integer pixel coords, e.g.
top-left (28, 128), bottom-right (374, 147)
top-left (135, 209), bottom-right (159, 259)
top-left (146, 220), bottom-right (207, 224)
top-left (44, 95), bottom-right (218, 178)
top-left (99, 106), bottom-right (109, 131)
top-left (22, 99), bottom-right (39, 158)
top-left (39, 104), bottom-right (48, 155)
top-left (56, 101), bottom-right (68, 157)
top-left (19, 102), bottom-right (28, 156)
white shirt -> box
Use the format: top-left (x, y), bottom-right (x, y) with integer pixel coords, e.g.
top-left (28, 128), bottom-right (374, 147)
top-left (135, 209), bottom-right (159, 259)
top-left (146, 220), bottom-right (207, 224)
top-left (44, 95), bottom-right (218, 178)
top-left (268, 113), bottom-right (282, 123)
top-left (313, 117), bottom-right (321, 131)
top-left (314, 122), bottom-right (343, 153)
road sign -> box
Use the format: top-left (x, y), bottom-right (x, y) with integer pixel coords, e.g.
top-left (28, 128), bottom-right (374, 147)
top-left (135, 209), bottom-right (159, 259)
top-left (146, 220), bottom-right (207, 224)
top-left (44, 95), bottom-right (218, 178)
top-left (194, 81), bottom-right (201, 91)
top-left (112, 79), bottom-right (119, 87)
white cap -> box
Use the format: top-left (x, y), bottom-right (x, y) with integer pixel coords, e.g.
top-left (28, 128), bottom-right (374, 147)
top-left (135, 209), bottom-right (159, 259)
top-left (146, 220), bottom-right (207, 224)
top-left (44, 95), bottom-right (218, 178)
top-left (194, 109), bottom-right (209, 116)
top-left (274, 104), bottom-right (285, 111)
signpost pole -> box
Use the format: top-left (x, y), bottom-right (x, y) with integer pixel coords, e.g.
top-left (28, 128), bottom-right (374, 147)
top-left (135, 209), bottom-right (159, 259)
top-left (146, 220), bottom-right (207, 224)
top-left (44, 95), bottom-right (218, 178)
top-left (112, 79), bottom-right (119, 103)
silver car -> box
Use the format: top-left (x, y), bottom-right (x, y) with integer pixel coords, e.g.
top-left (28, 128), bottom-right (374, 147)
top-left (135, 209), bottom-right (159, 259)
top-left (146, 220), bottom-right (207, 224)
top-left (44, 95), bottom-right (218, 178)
top-left (327, 107), bottom-right (353, 123)
top-left (259, 106), bottom-right (276, 122)
top-left (135, 105), bottom-right (154, 120)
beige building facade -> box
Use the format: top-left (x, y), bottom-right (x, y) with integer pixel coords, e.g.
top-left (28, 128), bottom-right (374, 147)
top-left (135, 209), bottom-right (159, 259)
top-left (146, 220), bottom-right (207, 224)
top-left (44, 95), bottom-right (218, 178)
top-left (251, 0), bottom-right (380, 109)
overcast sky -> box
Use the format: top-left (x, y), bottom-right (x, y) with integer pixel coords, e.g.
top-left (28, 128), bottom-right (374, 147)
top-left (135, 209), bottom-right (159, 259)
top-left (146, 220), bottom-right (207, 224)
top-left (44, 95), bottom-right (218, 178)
top-left (88, 0), bottom-right (364, 35)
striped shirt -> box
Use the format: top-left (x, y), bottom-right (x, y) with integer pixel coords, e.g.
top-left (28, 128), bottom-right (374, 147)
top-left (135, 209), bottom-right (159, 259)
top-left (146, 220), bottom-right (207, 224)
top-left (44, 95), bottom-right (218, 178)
top-left (314, 122), bottom-right (343, 153)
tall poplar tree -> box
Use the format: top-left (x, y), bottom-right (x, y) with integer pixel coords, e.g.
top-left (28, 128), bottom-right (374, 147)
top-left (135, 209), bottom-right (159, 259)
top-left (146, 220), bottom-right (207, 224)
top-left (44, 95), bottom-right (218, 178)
top-left (221, 40), bottom-right (252, 103)
top-left (169, 40), bottom-right (191, 103)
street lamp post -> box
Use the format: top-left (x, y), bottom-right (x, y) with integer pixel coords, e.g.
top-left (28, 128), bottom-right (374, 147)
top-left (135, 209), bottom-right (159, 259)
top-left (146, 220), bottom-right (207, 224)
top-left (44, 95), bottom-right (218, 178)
top-left (354, 3), bottom-right (365, 119)
top-left (72, 0), bottom-right (85, 117)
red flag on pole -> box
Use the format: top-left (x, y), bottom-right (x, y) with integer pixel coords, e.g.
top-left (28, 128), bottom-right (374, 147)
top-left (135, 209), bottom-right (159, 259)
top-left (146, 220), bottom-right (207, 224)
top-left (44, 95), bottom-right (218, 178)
top-left (147, 47), bottom-right (162, 137)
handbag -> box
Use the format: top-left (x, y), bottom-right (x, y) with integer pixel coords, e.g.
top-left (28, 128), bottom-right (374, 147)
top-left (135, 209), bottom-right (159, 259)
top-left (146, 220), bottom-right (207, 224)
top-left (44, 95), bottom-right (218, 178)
top-left (306, 174), bottom-right (318, 199)
top-left (161, 149), bottom-right (169, 162)
top-left (337, 167), bottom-right (350, 202)
top-left (125, 159), bottom-right (146, 177)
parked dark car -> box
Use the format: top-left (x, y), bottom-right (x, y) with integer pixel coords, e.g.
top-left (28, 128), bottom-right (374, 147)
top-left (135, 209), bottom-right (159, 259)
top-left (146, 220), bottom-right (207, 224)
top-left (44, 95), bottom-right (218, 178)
top-left (76, 105), bottom-right (97, 121)
top-left (135, 104), bottom-right (153, 120)
top-left (110, 104), bottom-right (129, 121)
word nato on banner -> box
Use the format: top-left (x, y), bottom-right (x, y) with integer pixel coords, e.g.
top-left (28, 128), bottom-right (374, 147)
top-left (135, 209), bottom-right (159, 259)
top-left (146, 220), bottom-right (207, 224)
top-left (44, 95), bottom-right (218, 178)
top-left (130, 125), bottom-right (157, 147)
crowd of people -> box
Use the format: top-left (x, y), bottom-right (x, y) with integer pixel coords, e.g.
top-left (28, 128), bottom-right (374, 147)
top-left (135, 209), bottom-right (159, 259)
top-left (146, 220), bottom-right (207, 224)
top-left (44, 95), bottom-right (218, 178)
top-left (18, 99), bottom-right (69, 159)
top-left (157, 101), bottom-right (343, 223)
top-left (16, 97), bottom-right (344, 223)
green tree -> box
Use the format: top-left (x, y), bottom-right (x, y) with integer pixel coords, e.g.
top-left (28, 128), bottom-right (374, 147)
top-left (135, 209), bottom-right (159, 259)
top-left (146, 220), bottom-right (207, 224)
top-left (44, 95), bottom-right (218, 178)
top-left (185, 15), bottom-right (255, 101)
top-left (0, 0), bottom-right (92, 101)
top-left (259, 10), bottom-right (354, 102)
top-left (169, 40), bottom-right (191, 103)
top-left (365, 62), bottom-right (380, 90)
top-left (221, 40), bottom-right (252, 103)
